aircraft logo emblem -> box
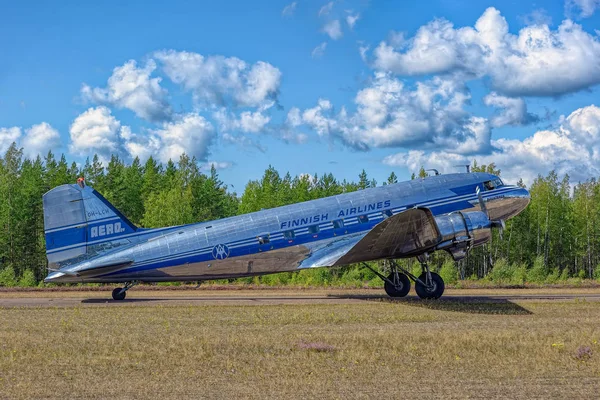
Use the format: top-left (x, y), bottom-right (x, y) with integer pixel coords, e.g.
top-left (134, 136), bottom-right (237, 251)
top-left (212, 244), bottom-right (230, 260)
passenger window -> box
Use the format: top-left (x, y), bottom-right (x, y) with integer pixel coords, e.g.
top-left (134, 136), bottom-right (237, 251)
top-left (257, 234), bottom-right (270, 245)
top-left (333, 220), bottom-right (344, 229)
top-left (283, 230), bottom-right (295, 240)
top-left (358, 215), bottom-right (369, 224)
top-left (308, 225), bottom-right (320, 234)
top-left (382, 210), bottom-right (393, 218)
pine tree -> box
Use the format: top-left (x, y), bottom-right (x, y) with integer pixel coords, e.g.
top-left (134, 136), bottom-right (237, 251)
top-left (141, 156), bottom-right (163, 205)
top-left (164, 160), bottom-right (178, 189)
top-left (358, 169), bottom-right (369, 189)
top-left (387, 171), bottom-right (398, 185)
top-left (277, 172), bottom-right (294, 206)
top-left (316, 173), bottom-right (342, 198)
top-left (104, 155), bottom-right (126, 211)
top-left (121, 157), bottom-right (144, 224)
top-left (2, 144), bottom-right (23, 271)
top-left (143, 186), bottom-right (195, 228)
top-left (14, 157), bottom-right (45, 279)
top-left (90, 154), bottom-right (105, 189)
top-left (292, 174), bottom-right (313, 203)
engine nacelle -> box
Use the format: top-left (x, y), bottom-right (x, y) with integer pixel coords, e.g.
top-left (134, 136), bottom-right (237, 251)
top-left (433, 211), bottom-right (492, 261)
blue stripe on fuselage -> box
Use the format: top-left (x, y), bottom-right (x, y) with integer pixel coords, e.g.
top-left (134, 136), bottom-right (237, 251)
top-left (96, 186), bottom-right (515, 278)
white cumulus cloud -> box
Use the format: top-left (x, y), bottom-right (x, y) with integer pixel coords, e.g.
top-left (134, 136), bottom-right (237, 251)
top-left (295, 73), bottom-right (492, 154)
top-left (383, 105), bottom-right (600, 185)
top-left (0, 123), bottom-right (62, 158)
top-left (0, 127), bottom-right (22, 154)
top-left (201, 161), bottom-right (234, 171)
top-left (82, 60), bottom-right (171, 122)
top-left (312, 42), bottom-right (328, 58)
top-left (22, 123), bottom-right (61, 158)
top-left (319, 2), bottom-right (334, 17)
top-left (125, 113), bottom-right (215, 163)
top-left (214, 108), bottom-right (271, 134)
top-left (323, 20), bottom-right (343, 40)
top-left (372, 7), bottom-right (600, 97)
top-left (483, 92), bottom-right (539, 127)
top-left (154, 50), bottom-right (281, 109)
top-left (286, 107), bottom-right (303, 127)
top-left (69, 106), bottom-right (123, 160)
top-left (346, 12), bottom-right (360, 29)
top-left (282, 1), bottom-right (297, 16)
top-left (566, 0), bottom-right (600, 18)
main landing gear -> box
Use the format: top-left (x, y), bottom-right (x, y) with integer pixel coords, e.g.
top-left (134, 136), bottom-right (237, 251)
top-left (362, 254), bottom-right (445, 299)
top-left (111, 281), bottom-right (140, 300)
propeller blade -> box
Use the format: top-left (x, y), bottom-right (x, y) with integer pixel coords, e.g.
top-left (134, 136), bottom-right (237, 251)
top-left (495, 219), bottom-right (506, 240)
top-left (476, 186), bottom-right (489, 218)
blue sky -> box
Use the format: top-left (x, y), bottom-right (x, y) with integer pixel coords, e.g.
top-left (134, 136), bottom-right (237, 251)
top-left (1, 0), bottom-right (600, 190)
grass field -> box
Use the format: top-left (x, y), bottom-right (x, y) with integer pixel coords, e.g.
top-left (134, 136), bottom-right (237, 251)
top-left (1, 289), bottom-right (599, 399)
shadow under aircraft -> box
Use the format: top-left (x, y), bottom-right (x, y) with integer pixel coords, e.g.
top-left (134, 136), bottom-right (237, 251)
top-left (327, 293), bottom-right (533, 315)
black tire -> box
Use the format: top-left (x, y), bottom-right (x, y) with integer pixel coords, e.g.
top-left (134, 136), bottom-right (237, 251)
top-left (112, 288), bottom-right (126, 301)
top-left (384, 273), bottom-right (411, 297)
top-left (415, 272), bottom-right (445, 299)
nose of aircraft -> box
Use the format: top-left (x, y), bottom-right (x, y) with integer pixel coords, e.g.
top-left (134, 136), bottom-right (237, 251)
top-left (485, 186), bottom-right (531, 221)
top-left (512, 186), bottom-right (531, 214)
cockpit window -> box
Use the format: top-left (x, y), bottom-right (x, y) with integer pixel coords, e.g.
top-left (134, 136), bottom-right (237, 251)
top-left (484, 178), bottom-right (504, 190)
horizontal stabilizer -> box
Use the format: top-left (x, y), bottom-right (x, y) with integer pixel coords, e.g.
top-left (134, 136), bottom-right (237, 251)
top-left (76, 259), bottom-right (134, 277)
top-left (47, 268), bottom-right (78, 277)
top-left (55, 259), bottom-right (134, 278)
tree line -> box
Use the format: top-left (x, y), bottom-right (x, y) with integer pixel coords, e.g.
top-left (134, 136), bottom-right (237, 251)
top-left (0, 142), bottom-right (599, 287)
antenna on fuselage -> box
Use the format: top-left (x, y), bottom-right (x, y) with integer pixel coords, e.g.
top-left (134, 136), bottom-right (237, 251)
top-left (426, 169), bottom-right (440, 176)
top-left (454, 165), bottom-right (470, 173)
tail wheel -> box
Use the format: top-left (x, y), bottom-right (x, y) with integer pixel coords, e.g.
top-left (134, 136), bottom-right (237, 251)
top-left (384, 273), bottom-right (411, 297)
top-left (112, 288), bottom-right (126, 301)
top-left (415, 272), bottom-right (444, 299)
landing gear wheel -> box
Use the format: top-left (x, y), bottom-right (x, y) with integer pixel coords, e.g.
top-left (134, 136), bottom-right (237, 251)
top-left (415, 272), bottom-right (445, 299)
top-left (384, 273), bottom-right (411, 297)
top-left (112, 288), bottom-right (126, 301)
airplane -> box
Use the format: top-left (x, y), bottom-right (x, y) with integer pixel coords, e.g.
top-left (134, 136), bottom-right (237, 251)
top-left (43, 172), bottom-right (530, 300)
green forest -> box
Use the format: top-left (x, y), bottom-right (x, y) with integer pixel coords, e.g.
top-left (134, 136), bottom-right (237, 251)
top-left (1, 141), bottom-right (600, 287)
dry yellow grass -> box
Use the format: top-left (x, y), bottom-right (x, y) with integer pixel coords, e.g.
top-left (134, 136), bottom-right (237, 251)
top-left (1, 291), bottom-right (599, 399)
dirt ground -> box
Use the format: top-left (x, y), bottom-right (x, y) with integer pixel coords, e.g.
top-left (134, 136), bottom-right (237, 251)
top-left (1, 286), bottom-right (599, 307)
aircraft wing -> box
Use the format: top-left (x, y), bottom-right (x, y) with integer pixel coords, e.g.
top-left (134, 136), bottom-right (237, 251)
top-left (333, 207), bottom-right (442, 265)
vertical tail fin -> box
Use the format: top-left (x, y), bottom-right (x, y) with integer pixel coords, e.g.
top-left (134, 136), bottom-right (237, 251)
top-left (43, 183), bottom-right (137, 268)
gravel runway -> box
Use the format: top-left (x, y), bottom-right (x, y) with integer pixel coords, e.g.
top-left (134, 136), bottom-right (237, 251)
top-left (1, 288), bottom-right (599, 307)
